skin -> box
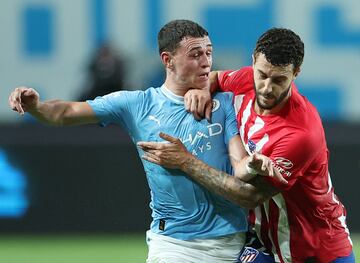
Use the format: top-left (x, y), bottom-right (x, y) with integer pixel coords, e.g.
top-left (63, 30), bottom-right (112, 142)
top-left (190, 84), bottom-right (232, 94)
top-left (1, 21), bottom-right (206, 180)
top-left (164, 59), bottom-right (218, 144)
top-left (252, 53), bottom-right (299, 115)
top-left (8, 37), bottom-right (284, 207)
top-left (162, 36), bottom-right (213, 96)
top-left (137, 133), bottom-right (285, 209)
top-left (138, 52), bottom-right (299, 208)
top-left (8, 36), bottom-right (213, 125)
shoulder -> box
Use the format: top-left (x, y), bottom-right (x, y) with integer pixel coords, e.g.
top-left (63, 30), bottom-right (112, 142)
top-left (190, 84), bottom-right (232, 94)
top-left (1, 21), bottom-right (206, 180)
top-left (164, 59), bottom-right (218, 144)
top-left (288, 86), bottom-right (324, 134)
top-left (218, 66), bottom-right (254, 95)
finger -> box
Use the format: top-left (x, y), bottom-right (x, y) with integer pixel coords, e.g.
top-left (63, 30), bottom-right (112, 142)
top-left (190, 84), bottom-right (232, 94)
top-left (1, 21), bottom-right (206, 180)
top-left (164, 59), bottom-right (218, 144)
top-left (190, 97), bottom-right (198, 112)
top-left (184, 96), bottom-right (190, 111)
top-left (267, 165), bottom-right (274, 177)
top-left (204, 101), bottom-right (212, 122)
top-left (274, 169), bottom-right (288, 184)
top-left (261, 159), bottom-right (268, 172)
top-left (196, 99), bottom-right (206, 119)
top-left (13, 97), bottom-right (24, 115)
top-left (137, 141), bottom-right (164, 150)
top-left (23, 88), bottom-right (36, 97)
top-left (159, 132), bottom-right (178, 143)
top-left (16, 90), bottom-right (27, 114)
top-left (142, 153), bottom-right (161, 165)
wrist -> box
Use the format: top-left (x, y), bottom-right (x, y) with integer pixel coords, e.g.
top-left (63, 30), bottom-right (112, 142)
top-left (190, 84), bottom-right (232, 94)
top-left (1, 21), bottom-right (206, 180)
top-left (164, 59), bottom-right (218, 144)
top-left (179, 153), bottom-right (197, 172)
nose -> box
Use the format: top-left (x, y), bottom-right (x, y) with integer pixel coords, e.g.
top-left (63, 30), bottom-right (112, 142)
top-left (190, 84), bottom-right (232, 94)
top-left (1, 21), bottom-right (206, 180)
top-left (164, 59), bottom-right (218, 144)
top-left (201, 54), bottom-right (211, 68)
top-left (263, 78), bottom-right (273, 94)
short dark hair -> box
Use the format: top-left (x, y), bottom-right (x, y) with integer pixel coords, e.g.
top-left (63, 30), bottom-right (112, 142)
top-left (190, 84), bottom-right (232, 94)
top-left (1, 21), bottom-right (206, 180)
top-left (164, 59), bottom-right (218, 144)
top-left (254, 28), bottom-right (304, 71)
top-left (158, 19), bottom-right (209, 55)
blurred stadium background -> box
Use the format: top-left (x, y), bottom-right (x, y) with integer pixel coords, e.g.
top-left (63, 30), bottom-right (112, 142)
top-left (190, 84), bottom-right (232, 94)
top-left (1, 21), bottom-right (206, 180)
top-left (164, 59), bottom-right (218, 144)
top-left (0, 0), bottom-right (359, 262)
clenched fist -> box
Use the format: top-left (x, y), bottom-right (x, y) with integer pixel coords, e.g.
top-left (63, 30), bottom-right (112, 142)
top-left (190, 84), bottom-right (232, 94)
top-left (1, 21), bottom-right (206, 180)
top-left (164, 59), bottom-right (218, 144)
top-left (8, 87), bottom-right (40, 115)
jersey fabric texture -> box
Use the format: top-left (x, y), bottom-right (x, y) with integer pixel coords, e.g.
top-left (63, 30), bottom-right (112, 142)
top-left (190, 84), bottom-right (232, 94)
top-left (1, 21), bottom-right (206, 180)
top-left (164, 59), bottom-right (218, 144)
top-left (87, 85), bottom-right (248, 240)
top-left (218, 67), bottom-right (353, 263)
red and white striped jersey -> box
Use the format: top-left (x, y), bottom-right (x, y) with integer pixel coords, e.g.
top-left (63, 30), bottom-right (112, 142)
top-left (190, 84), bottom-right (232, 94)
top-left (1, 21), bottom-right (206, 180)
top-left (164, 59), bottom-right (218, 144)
top-left (219, 67), bottom-right (353, 263)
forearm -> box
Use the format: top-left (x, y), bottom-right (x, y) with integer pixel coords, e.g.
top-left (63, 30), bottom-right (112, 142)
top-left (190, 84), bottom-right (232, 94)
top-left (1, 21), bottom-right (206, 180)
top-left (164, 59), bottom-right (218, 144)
top-left (180, 156), bottom-right (267, 208)
top-left (28, 100), bottom-right (91, 126)
top-left (233, 157), bottom-right (258, 182)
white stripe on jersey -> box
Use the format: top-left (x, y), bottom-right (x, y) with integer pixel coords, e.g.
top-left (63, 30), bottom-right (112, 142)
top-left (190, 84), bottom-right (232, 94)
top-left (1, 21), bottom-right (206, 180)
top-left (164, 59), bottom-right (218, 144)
top-left (248, 117), bottom-right (265, 139)
top-left (329, 172), bottom-right (353, 246)
top-left (272, 194), bottom-right (292, 263)
top-left (254, 194), bottom-right (292, 263)
top-left (338, 214), bottom-right (353, 246)
top-left (228, 70), bottom-right (240, 76)
top-left (234, 94), bottom-right (245, 115)
top-left (240, 99), bottom-right (253, 151)
top-left (255, 133), bottom-right (269, 153)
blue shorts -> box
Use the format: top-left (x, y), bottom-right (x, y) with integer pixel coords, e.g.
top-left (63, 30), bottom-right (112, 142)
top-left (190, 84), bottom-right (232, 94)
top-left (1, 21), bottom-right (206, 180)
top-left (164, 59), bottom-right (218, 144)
top-left (237, 247), bottom-right (275, 263)
top-left (332, 251), bottom-right (355, 263)
top-left (237, 247), bottom-right (355, 263)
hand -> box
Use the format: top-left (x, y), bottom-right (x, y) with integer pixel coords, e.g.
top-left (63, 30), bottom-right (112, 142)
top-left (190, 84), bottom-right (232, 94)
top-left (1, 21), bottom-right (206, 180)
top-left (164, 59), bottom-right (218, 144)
top-left (184, 89), bottom-right (212, 121)
top-left (247, 153), bottom-right (288, 184)
top-left (137, 132), bottom-right (193, 169)
top-left (8, 87), bottom-right (40, 115)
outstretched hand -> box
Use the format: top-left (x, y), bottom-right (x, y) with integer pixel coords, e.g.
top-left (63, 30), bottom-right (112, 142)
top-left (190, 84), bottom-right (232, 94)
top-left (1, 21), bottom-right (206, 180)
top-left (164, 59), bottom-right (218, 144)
top-left (184, 89), bottom-right (212, 121)
top-left (247, 153), bottom-right (288, 184)
top-left (137, 132), bottom-right (193, 169)
top-left (8, 87), bottom-right (40, 115)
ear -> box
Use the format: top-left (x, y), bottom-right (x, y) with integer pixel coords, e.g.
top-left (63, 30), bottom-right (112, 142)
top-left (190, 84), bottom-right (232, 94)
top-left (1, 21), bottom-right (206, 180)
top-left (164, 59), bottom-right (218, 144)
top-left (251, 54), bottom-right (256, 67)
top-left (160, 52), bottom-right (173, 69)
top-left (293, 67), bottom-right (301, 78)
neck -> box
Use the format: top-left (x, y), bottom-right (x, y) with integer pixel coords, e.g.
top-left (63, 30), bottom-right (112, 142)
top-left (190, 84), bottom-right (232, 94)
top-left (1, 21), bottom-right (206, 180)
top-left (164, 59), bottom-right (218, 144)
top-left (164, 78), bottom-right (189, 96)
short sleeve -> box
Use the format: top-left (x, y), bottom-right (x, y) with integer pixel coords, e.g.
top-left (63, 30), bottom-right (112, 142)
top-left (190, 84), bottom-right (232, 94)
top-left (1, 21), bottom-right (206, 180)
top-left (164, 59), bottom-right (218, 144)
top-left (264, 130), bottom-right (320, 191)
top-left (218, 66), bottom-right (254, 95)
top-left (86, 90), bottom-right (143, 129)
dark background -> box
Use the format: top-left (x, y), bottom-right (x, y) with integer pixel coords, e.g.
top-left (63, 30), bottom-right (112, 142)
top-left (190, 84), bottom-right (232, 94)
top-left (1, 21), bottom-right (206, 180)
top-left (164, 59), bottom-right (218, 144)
top-left (0, 122), bottom-right (359, 233)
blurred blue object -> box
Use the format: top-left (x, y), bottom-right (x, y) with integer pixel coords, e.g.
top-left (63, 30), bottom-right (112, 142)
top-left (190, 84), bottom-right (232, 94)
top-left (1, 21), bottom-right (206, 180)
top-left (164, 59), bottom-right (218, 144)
top-left (22, 4), bottom-right (54, 56)
top-left (0, 150), bottom-right (28, 217)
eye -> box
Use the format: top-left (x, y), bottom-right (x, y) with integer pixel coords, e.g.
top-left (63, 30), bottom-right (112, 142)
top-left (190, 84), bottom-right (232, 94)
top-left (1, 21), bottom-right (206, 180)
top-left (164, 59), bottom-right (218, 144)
top-left (259, 73), bottom-right (267, 79)
top-left (273, 78), bottom-right (286, 85)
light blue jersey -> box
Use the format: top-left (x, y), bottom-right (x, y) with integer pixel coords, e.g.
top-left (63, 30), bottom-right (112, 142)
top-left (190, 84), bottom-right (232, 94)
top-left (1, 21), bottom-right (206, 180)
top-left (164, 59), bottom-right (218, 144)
top-left (87, 85), bottom-right (247, 240)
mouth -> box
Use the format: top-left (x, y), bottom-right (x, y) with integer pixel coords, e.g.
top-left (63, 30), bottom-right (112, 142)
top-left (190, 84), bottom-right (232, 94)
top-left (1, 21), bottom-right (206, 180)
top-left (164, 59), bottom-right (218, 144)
top-left (198, 72), bottom-right (209, 81)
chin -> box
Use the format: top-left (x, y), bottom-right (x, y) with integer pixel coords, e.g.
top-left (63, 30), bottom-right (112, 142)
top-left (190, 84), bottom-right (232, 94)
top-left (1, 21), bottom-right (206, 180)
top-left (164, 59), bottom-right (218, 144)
top-left (195, 82), bottom-right (209, 90)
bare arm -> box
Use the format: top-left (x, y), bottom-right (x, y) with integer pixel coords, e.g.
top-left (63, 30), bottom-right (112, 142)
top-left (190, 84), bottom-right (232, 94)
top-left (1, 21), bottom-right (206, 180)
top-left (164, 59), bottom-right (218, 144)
top-left (181, 155), bottom-right (279, 208)
top-left (228, 135), bottom-right (287, 183)
top-left (138, 132), bottom-right (282, 209)
top-left (9, 87), bottom-right (98, 126)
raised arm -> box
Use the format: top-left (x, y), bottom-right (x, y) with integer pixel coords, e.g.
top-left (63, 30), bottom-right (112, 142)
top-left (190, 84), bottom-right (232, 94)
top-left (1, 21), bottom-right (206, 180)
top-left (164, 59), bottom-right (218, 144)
top-left (8, 87), bottom-right (98, 126)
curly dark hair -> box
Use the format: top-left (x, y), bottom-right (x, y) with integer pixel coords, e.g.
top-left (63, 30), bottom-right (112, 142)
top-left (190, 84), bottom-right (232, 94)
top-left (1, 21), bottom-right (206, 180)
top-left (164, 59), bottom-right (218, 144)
top-left (158, 19), bottom-right (209, 55)
top-left (254, 28), bottom-right (304, 70)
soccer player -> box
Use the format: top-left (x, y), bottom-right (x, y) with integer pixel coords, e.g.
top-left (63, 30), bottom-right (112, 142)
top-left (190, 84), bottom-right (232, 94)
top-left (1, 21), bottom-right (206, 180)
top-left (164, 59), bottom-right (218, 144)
top-left (8, 20), bottom-right (282, 262)
top-left (138, 28), bottom-right (355, 262)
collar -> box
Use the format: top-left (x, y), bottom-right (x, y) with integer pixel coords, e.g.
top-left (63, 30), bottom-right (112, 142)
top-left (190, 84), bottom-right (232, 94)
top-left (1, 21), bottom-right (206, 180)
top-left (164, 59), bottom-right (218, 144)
top-left (160, 84), bottom-right (184, 105)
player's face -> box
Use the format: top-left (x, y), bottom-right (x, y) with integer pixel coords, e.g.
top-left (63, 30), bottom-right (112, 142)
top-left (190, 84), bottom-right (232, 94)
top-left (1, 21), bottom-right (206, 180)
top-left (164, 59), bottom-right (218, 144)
top-left (253, 53), bottom-right (297, 110)
top-left (170, 36), bottom-right (212, 90)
